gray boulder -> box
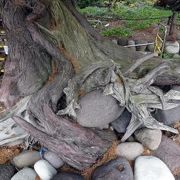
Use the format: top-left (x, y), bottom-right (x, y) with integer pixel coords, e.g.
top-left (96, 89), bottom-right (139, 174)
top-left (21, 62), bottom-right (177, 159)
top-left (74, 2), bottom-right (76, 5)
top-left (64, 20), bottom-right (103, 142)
top-left (111, 109), bottom-right (131, 133)
top-left (92, 157), bottom-right (133, 180)
top-left (147, 42), bottom-right (154, 52)
top-left (135, 40), bottom-right (147, 51)
top-left (76, 90), bottom-right (123, 128)
top-left (165, 41), bottom-right (179, 54)
top-left (52, 172), bottom-right (84, 180)
top-left (117, 38), bottom-right (128, 46)
top-left (44, 151), bottom-right (64, 169)
top-left (134, 128), bottom-right (162, 150)
top-left (153, 136), bottom-right (180, 175)
top-left (153, 105), bottom-right (180, 125)
top-left (128, 40), bottom-right (136, 52)
top-left (153, 86), bottom-right (180, 125)
top-left (0, 164), bottom-right (16, 180)
top-left (112, 39), bottom-right (117, 44)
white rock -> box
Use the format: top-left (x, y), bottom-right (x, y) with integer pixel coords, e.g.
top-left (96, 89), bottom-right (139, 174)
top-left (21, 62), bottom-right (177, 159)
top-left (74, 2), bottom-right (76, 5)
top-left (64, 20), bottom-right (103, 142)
top-left (34, 160), bottom-right (57, 180)
top-left (44, 151), bottom-right (64, 169)
top-left (116, 142), bottom-right (144, 160)
top-left (135, 156), bottom-right (175, 180)
top-left (134, 128), bottom-right (162, 150)
top-left (165, 41), bottom-right (179, 54)
top-left (112, 39), bottom-right (117, 44)
top-left (3, 46), bottom-right (8, 55)
top-left (11, 167), bottom-right (37, 180)
top-left (12, 150), bottom-right (41, 168)
top-left (128, 40), bottom-right (136, 51)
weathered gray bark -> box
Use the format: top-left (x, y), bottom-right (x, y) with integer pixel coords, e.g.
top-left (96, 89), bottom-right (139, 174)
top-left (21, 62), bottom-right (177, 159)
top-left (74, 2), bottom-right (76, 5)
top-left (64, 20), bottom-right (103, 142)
top-left (0, 0), bottom-right (179, 171)
top-left (0, 0), bottom-right (119, 170)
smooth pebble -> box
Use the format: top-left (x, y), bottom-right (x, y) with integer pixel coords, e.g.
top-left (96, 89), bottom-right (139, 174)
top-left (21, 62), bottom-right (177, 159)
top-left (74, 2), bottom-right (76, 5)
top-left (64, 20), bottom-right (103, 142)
top-left (34, 160), bottom-right (57, 180)
top-left (134, 156), bottom-right (175, 180)
top-left (11, 167), bottom-right (37, 180)
top-left (44, 151), bottom-right (64, 169)
top-left (134, 128), bottom-right (162, 150)
top-left (12, 150), bottom-right (41, 168)
top-left (92, 157), bottom-right (133, 180)
top-left (116, 142), bottom-right (144, 160)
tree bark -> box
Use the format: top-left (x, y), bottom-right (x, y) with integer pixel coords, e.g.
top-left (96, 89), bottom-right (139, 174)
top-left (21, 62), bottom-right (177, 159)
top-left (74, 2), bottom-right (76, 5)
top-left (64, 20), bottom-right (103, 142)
top-left (169, 11), bottom-right (177, 37)
top-left (0, 0), bottom-right (179, 171)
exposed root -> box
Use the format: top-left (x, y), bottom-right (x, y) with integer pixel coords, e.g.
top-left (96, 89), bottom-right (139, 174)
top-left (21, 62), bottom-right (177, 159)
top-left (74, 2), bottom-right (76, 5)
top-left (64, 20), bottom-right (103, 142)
top-left (82, 141), bottom-right (118, 180)
top-left (59, 47), bottom-right (81, 73)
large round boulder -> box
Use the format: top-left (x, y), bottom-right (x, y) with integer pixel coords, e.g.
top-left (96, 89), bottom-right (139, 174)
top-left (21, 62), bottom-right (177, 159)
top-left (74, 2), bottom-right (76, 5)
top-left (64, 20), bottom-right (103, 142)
top-left (76, 90), bottom-right (123, 129)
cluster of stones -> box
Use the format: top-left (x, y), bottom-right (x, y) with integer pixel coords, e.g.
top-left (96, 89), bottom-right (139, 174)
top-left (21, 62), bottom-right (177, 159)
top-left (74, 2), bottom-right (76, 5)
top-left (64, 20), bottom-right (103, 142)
top-left (1, 87), bottom-right (180, 179)
top-left (1, 129), bottom-right (179, 180)
top-left (113, 31), bottom-right (180, 57)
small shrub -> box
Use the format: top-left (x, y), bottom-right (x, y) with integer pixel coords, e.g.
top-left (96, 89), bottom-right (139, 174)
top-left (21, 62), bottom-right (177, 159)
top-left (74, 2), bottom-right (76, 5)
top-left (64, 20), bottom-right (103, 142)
top-left (101, 27), bottom-right (133, 37)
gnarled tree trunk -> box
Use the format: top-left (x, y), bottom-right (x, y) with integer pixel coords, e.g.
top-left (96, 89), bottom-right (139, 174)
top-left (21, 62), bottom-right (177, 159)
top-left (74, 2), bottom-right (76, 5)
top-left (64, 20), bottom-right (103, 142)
top-left (0, 0), bottom-right (179, 171)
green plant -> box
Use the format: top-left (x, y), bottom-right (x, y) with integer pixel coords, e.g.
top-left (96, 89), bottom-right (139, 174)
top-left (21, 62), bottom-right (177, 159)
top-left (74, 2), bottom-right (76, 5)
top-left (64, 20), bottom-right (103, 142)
top-left (78, 7), bottom-right (110, 17)
top-left (112, 5), bottom-right (171, 31)
top-left (101, 27), bottom-right (133, 37)
top-left (162, 52), bottom-right (174, 59)
top-left (78, 1), bottom-right (172, 37)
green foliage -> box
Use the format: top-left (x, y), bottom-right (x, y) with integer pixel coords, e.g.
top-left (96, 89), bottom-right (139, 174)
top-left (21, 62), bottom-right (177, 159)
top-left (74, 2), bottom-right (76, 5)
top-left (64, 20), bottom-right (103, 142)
top-left (78, 0), bottom-right (172, 37)
top-left (101, 27), bottom-right (133, 37)
top-left (78, 7), bottom-right (110, 17)
top-left (162, 52), bottom-right (174, 59)
top-left (112, 5), bottom-right (171, 20)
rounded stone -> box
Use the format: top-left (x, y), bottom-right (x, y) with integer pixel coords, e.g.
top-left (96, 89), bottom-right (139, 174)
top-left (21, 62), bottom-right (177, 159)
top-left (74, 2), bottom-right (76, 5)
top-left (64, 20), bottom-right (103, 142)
top-left (153, 85), bottom-right (180, 126)
top-left (12, 150), bottom-right (41, 169)
top-left (76, 90), bottom-right (123, 128)
top-left (128, 40), bottom-right (136, 51)
top-left (117, 38), bottom-right (128, 46)
top-left (44, 151), bottom-right (64, 169)
top-left (11, 167), bottom-right (37, 180)
top-left (116, 142), bottom-right (144, 160)
top-left (165, 41), bottom-right (179, 54)
top-left (34, 160), bottom-right (57, 180)
top-left (111, 109), bottom-right (131, 133)
top-left (112, 39), bottom-right (117, 44)
top-left (134, 156), bottom-right (175, 180)
top-left (0, 163), bottom-right (16, 180)
top-left (135, 40), bottom-right (147, 51)
top-left (153, 105), bottom-right (180, 126)
top-left (147, 42), bottom-right (154, 52)
top-left (92, 157), bottom-right (133, 180)
top-left (52, 172), bottom-right (84, 180)
top-left (134, 128), bottom-right (162, 150)
top-left (153, 136), bottom-right (180, 175)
